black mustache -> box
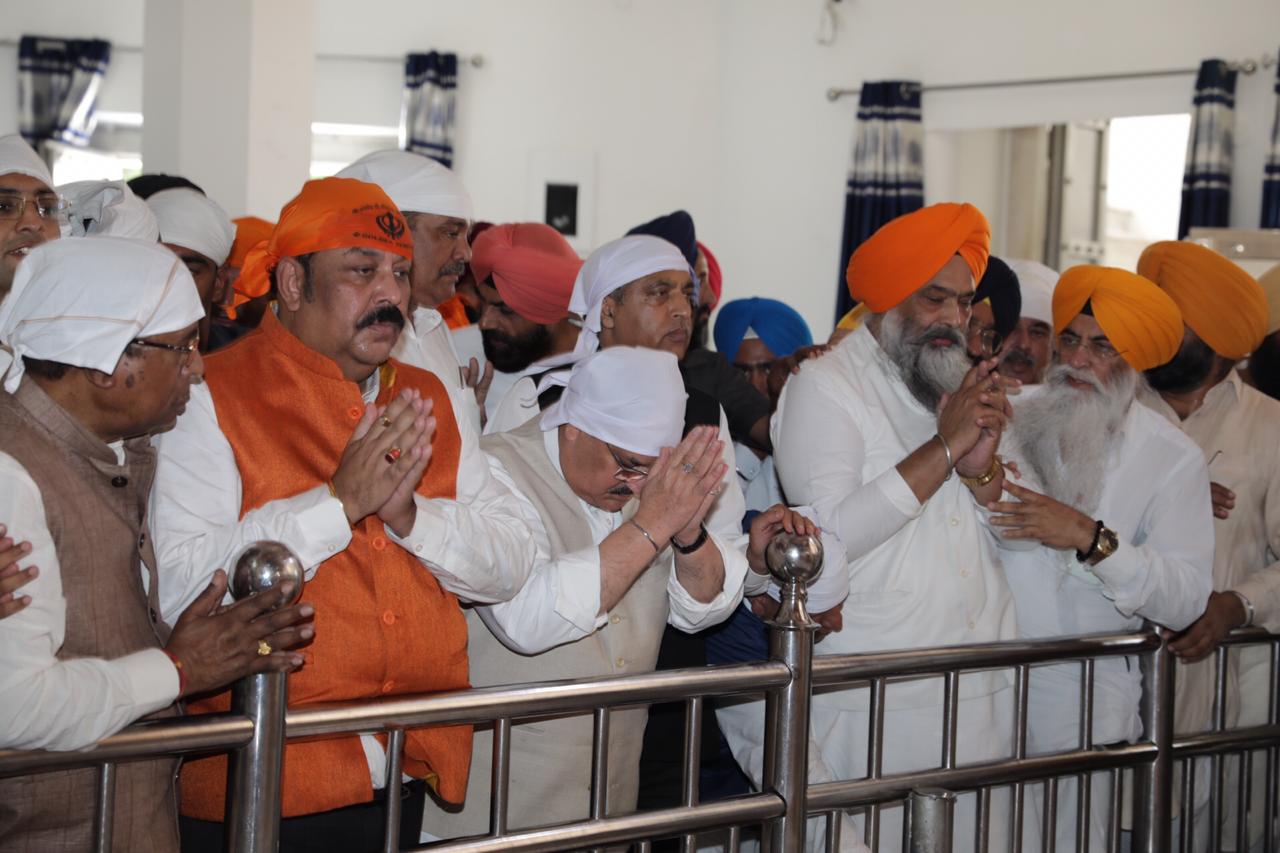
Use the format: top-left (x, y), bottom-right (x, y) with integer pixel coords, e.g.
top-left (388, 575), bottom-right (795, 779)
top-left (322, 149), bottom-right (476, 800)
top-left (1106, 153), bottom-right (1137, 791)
top-left (606, 485), bottom-right (634, 497)
top-left (1002, 348), bottom-right (1035, 367)
top-left (356, 305), bottom-right (406, 330)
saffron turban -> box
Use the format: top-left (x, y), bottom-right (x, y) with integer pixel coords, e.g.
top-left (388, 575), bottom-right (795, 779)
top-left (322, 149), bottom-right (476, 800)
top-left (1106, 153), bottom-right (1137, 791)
top-left (974, 256), bottom-right (1022, 339)
top-left (627, 210), bottom-right (698, 267)
top-left (60, 180), bottom-right (159, 241)
top-left (1052, 265), bottom-right (1183, 372)
top-left (713, 297), bottom-right (813, 363)
top-left (228, 217), bottom-right (275, 270)
top-left (470, 222), bottom-right (583, 325)
top-left (1005, 259), bottom-right (1057, 325)
top-left (0, 134), bottom-right (53, 186)
top-left (1137, 241), bottom-right (1268, 360)
top-left (697, 240), bottom-right (722, 308)
top-left (846, 202), bottom-right (991, 312)
top-left (539, 347), bottom-right (688, 457)
top-left (236, 178), bottom-right (414, 311)
top-left (148, 187), bottom-right (236, 267)
top-left (0, 237), bottom-right (203, 392)
top-left (336, 149), bottom-right (473, 221)
top-left (1260, 263), bottom-right (1280, 335)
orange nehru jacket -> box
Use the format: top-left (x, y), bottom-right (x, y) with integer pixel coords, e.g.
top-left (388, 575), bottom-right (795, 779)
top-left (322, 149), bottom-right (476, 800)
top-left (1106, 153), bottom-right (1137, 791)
top-left (180, 310), bottom-right (471, 820)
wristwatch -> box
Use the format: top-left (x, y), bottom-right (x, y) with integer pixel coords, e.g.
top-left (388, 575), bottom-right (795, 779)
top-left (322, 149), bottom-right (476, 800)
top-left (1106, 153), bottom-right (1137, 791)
top-left (960, 454), bottom-right (1002, 489)
top-left (1077, 520), bottom-right (1119, 566)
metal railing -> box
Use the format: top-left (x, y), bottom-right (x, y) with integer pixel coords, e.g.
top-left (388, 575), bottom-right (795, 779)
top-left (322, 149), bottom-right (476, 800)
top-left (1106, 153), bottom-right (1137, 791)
top-left (1, 538), bottom-right (1277, 853)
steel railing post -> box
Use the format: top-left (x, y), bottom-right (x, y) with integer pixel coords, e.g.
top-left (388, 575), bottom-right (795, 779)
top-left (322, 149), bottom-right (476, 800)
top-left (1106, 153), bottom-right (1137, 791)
top-left (907, 788), bottom-right (955, 853)
top-left (1132, 629), bottom-right (1174, 852)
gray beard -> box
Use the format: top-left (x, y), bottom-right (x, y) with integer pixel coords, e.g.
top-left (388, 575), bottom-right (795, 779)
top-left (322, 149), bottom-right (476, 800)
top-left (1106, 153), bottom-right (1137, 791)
top-left (876, 308), bottom-right (972, 411)
top-left (1013, 363), bottom-right (1138, 516)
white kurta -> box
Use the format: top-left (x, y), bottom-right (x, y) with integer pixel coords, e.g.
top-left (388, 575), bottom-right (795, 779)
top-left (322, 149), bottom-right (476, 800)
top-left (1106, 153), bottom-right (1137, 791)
top-left (150, 368), bottom-right (542, 788)
top-left (0, 451), bottom-right (178, 750)
top-left (999, 389), bottom-right (1214, 851)
top-left (734, 441), bottom-right (783, 515)
top-left (770, 325), bottom-right (1017, 852)
top-left (391, 305), bottom-right (481, 431)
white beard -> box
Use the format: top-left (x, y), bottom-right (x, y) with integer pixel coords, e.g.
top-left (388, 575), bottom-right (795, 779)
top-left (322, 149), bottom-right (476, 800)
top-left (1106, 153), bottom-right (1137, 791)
top-left (1013, 363), bottom-right (1138, 516)
top-left (876, 307), bottom-right (972, 411)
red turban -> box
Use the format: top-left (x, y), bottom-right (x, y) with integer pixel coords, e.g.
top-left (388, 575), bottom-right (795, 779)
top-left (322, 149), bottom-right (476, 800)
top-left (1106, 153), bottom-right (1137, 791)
top-left (697, 240), bottom-right (722, 308)
top-left (1053, 266), bottom-right (1183, 372)
top-left (234, 178), bottom-right (413, 313)
top-left (846, 203), bottom-right (991, 313)
top-left (1137, 241), bottom-right (1267, 360)
top-left (470, 223), bottom-right (582, 324)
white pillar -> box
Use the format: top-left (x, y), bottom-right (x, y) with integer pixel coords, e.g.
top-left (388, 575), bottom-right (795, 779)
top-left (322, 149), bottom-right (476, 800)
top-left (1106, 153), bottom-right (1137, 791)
top-left (142, 0), bottom-right (314, 218)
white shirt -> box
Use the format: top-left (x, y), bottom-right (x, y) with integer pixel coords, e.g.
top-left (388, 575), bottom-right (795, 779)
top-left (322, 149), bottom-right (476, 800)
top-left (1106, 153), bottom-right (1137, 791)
top-left (482, 368), bottom-right (532, 434)
top-left (0, 451), bottom-right (179, 750)
top-left (476, 428), bottom-right (748, 655)
top-left (734, 441), bottom-right (783, 515)
top-left (771, 324), bottom-right (1017, 708)
top-left (391, 305), bottom-right (481, 432)
top-left (999, 390), bottom-right (1214, 747)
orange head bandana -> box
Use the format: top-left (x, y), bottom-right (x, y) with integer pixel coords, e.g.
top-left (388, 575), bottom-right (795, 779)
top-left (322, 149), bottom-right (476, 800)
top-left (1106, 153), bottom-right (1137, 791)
top-left (470, 223), bottom-right (583, 325)
top-left (234, 178), bottom-right (413, 312)
top-left (1137, 241), bottom-right (1267, 359)
top-left (1053, 266), bottom-right (1184, 372)
top-left (228, 217), bottom-right (275, 271)
top-left (846, 203), bottom-right (991, 313)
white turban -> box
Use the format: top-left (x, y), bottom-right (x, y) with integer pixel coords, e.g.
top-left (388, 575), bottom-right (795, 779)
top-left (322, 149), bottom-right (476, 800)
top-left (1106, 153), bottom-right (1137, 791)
top-left (147, 187), bottom-right (236, 266)
top-left (761, 506), bottom-right (851, 614)
top-left (562, 235), bottom-right (692, 361)
top-left (0, 135), bottom-right (54, 188)
top-left (0, 237), bottom-right (204, 392)
top-left (1006, 259), bottom-right (1057, 326)
top-left (336, 149), bottom-right (473, 221)
top-left (539, 347), bottom-right (688, 457)
top-left (60, 180), bottom-right (160, 241)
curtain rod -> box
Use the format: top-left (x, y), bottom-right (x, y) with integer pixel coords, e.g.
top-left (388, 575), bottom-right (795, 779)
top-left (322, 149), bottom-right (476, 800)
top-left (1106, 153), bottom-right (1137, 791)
top-left (825, 54), bottom-right (1278, 102)
top-left (0, 39), bottom-right (484, 67)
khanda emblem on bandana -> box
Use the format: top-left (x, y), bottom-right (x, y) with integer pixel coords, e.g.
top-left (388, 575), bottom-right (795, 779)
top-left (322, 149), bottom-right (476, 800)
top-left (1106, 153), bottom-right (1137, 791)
top-left (375, 210), bottom-right (406, 241)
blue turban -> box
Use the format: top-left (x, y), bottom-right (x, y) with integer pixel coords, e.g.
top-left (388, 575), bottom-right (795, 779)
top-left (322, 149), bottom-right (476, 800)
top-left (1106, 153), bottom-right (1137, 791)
top-left (713, 297), bottom-right (814, 363)
top-left (626, 210), bottom-right (698, 268)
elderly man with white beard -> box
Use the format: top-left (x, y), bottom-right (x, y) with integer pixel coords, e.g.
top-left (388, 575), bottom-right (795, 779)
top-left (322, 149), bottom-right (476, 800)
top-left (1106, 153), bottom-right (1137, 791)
top-left (988, 265), bottom-right (1214, 850)
top-left (773, 202), bottom-right (1018, 851)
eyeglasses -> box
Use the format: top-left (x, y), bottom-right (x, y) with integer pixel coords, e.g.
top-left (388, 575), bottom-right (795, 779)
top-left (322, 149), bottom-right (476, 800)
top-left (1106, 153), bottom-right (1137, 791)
top-left (605, 442), bottom-right (650, 483)
top-left (130, 335), bottom-right (200, 365)
top-left (967, 323), bottom-right (1004, 359)
top-left (1057, 331), bottom-right (1122, 361)
top-left (0, 191), bottom-right (67, 221)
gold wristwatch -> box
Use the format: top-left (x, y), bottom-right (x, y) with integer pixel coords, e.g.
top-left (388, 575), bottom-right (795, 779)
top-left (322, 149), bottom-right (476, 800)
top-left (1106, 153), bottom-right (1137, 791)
top-left (1077, 520), bottom-right (1119, 566)
top-left (960, 454), bottom-right (1002, 489)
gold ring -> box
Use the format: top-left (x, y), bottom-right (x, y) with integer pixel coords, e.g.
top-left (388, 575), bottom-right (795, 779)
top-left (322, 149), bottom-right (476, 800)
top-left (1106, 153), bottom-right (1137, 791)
top-left (385, 447), bottom-right (402, 464)
top-left (257, 640), bottom-right (272, 656)
top-left (379, 415), bottom-right (393, 428)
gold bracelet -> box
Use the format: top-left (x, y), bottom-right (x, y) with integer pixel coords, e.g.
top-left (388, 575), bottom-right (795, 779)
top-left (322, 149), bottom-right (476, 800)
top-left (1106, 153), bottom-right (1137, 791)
top-left (960, 454), bottom-right (1002, 489)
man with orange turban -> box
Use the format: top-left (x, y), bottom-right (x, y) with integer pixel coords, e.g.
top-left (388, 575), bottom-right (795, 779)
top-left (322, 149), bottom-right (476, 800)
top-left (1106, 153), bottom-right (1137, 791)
top-left (466, 222), bottom-right (584, 433)
top-left (990, 265), bottom-right (1213, 851)
top-left (1245, 262), bottom-right (1280, 401)
top-left (1135, 241), bottom-right (1279, 849)
top-left (148, 177), bottom-right (538, 852)
top-left (772, 202), bottom-right (1017, 850)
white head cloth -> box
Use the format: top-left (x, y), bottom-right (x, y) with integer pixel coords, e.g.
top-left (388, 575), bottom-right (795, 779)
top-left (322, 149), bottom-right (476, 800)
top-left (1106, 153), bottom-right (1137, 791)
top-left (60, 180), bottom-right (160, 241)
top-left (336, 149), bottom-right (473, 220)
top-left (1006, 259), bottom-right (1058, 325)
top-left (762, 505), bottom-right (851, 613)
top-left (0, 134), bottom-right (54, 187)
top-left (561, 235), bottom-right (691, 362)
top-left (147, 187), bottom-right (235, 266)
top-left (538, 347), bottom-right (688, 457)
top-left (0, 237), bottom-right (204, 392)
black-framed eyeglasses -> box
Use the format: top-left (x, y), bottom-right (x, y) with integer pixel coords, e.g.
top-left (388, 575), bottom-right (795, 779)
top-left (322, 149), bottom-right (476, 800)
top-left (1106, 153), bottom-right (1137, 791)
top-left (0, 191), bottom-right (67, 221)
top-left (605, 442), bottom-right (650, 483)
top-left (130, 335), bottom-right (200, 365)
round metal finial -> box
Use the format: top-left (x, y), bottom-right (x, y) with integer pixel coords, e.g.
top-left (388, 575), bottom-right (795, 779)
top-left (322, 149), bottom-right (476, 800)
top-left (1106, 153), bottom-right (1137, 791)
top-left (230, 541), bottom-right (304, 607)
top-left (765, 532), bottom-right (824, 588)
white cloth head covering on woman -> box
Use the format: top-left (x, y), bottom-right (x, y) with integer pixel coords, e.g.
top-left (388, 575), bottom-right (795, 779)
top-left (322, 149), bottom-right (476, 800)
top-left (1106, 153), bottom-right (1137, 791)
top-left (538, 346), bottom-right (688, 457)
top-left (147, 187), bottom-right (236, 266)
top-left (60, 180), bottom-right (160, 241)
top-left (0, 237), bottom-right (204, 392)
top-left (0, 135), bottom-right (54, 187)
top-left (336, 149), bottom-right (473, 220)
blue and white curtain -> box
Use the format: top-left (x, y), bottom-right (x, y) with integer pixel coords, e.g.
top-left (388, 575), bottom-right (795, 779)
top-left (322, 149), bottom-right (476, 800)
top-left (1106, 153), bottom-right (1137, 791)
top-left (18, 35), bottom-right (111, 151)
top-left (1261, 50), bottom-right (1280, 228)
top-left (401, 51), bottom-right (458, 168)
top-left (835, 81), bottom-right (924, 320)
top-left (1178, 59), bottom-right (1236, 238)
